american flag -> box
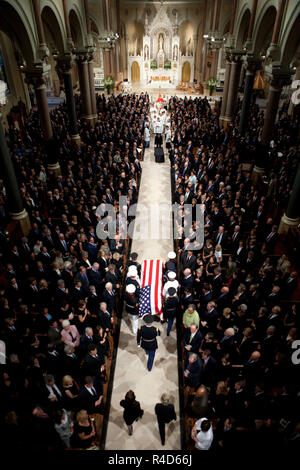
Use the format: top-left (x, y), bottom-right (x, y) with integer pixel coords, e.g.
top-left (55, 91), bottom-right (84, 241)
top-left (139, 259), bottom-right (163, 318)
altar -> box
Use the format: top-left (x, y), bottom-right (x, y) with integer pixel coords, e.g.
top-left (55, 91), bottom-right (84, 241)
top-left (127, 4), bottom-right (194, 88)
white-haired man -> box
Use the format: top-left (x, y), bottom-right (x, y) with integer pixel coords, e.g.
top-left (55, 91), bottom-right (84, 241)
top-left (101, 282), bottom-right (115, 313)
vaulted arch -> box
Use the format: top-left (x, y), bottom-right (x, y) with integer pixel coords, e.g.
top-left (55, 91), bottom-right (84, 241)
top-left (69, 8), bottom-right (85, 49)
top-left (253, 5), bottom-right (277, 57)
top-left (280, 9), bottom-right (300, 68)
top-left (41, 4), bottom-right (65, 54)
top-left (236, 8), bottom-right (250, 50)
top-left (0, 0), bottom-right (36, 65)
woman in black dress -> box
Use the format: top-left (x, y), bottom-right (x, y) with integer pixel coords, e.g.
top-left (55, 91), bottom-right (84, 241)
top-left (71, 409), bottom-right (97, 449)
top-left (120, 390), bottom-right (143, 435)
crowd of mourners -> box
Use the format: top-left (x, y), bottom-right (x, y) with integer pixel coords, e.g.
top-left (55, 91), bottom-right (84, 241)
top-left (0, 88), bottom-right (299, 451)
top-left (0, 93), bottom-right (148, 450)
top-left (166, 95), bottom-right (300, 450)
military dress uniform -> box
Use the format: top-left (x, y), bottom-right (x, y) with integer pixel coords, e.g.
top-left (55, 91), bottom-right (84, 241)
top-left (137, 317), bottom-right (160, 371)
top-left (125, 284), bottom-right (139, 333)
top-left (163, 289), bottom-right (179, 336)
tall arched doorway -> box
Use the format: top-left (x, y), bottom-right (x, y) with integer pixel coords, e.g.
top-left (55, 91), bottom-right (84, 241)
top-left (182, 61), bottom-right (191, 82)
top-left (131, 61), bottom-right (140, 82)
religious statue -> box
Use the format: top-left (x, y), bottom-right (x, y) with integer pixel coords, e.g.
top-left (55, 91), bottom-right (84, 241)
top-left (173, 45), bottom-right (178, 61)
top-left (158, 33), bottom-right (164, 51)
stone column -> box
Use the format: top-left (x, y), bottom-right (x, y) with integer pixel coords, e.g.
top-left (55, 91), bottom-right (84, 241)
top-left (76, 53), bottom-right (93, 122)
top-left (56, 55), bottom-right (80, 146)
top-left (239, 59), bottom-right (260, 135)
top-left (247, 0), bottom-right (258, 42)
top-left (0, 115), bottom-right (31, 235)
top-left (32, 0), bottom-right (46, 45)
top-left (223, 54), bottom-right (242, 125)
top-left (214, 0), bottom-right (222, 32)
top-left (88, 54), bottom-right (98, 119)
top-left (62, 0), bottom-right (72, 39)
top-left (261, 70), bottom-right (291, 146)
top-left (25, 69), bottom-right (61, 175)
top-left (198, 0), bottom-right (208, 84)
top-left (210, 0), bottom-right (215, 32)
top-left (219, 55), bottom-right (231, 125)
top-left (103, 48), bottom-right (112, 78)
top-left (229, 0), bottom-right (238, 36)
top-left (279, 162), bottom-right (300, 235)
top-left (271, 0), bottom-right (287, 46)
top-left (83, 0), bottom-right (92, 35)
top-left (34, 81), bottom-right (53, 141)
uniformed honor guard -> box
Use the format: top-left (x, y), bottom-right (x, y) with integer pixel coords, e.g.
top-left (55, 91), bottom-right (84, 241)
top-left (163, 287), bottom-right (179, 336)
top-left (137, 314), bottom-right (160, 371)
top-left (164, 251), bottom-right (177, 274)
top-left (163, 270), bottom-right (179, 298)
top-left (126, 265), bottom-right (141, 297)
top-left (125, 284), bottom-right (139, 334)
top-left (126, 252), bottom-right (141, 276)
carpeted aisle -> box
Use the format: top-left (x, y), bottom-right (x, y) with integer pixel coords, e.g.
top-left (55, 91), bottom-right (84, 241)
top-left (105, 116), bottom-right (181, 450)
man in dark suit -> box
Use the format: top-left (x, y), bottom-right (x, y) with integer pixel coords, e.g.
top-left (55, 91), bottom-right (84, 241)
top-left (211, 268), bottom-right (223, 299)
top-left (87, 285), bottom-right (100, 315)
top-left (181, 268), bottom-right (194, 291)
top-left (200, 284), bottom-right (213, 313)
top-left (181, 250), bottom-right (197, 273)
top-left (88, 262), bottom-right (102, 292)
top-left (76, 266), bottom-right (90, 294)
top-left (56, 233), bottom-right (69, 255)
top-left (87, 237), bottom-right (99, 263)
top-left (101, 282), bottom-right (115, 313)
top-left (98, 301), bottom-right (114, 332)
top-left (265, 224), bottom-right (278, 250)
top-left (62, 344), bottom-right (80, 379)
top-left (83, 344), bottom-right (105, 380)
top-left (79, 327), bottom-right (95, 358)
top-left (201, 349), bottom-right (217, 386)
top-left (184, 353), bottom-right (202, 388)
top-left (201, 302), bottom-right (219, 331)
top-left (182, 288), bottom-right (194, 311)
top-left (79, 375), bottom-right (104, 414)
top-left (214, 226), bottom-right (227, 248)
top-left (230, 225), bottom-right (241, 251)
top-left (283, 271), bottom-right (298, 297)
top-left (154, 394), bottom-right (177, 446)
top-left (217, 286), bottom-right (231, 311)
top-left (72, 279), bottom-right (86, 304)
top-left (184, 324), bottom-right (202, 356)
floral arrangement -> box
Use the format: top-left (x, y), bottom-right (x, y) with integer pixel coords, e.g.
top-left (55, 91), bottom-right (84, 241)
top-left (206, 77), bottom-right (218, 95)
top-left (104, 76), bottom-right (114, 94)
top-left (150, 60), bottom-right (157, 69)
top-left (164, 60), bottom-right (171, 69)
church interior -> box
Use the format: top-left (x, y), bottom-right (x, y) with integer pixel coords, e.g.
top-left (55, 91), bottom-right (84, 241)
top-left (0, 0), bottom-right (299, 454)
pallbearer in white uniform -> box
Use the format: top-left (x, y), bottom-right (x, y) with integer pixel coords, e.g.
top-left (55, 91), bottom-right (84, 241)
top-left (163, 271), bottom-right (179, 298)
top-left (125, 284), bottom-right (139, 334)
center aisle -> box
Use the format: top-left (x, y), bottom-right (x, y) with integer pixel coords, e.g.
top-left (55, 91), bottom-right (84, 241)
top-left (105, 111), bottom-right (181, 450)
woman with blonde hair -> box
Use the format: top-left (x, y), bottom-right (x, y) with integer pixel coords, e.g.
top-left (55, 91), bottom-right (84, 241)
top-left (71, 410), bottom-right (98, 449)
top-left (155, 393), bottom-right (177, 446)
top-left (214, 244), bottom-right (222, 265)
top-left (62, 375), bottom-right (80, 411)
top-left (212, 381), bottom-right (230, 416)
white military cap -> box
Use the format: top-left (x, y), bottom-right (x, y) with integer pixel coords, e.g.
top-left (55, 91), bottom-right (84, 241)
top-left (168, 271), bottom-right (177, 280)
top-left (127, 265), bottom-right (138, 276)
top-left (168, 251), bottom-right (176, 259)
top-left (126, 284), bottom-right (136, 293)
